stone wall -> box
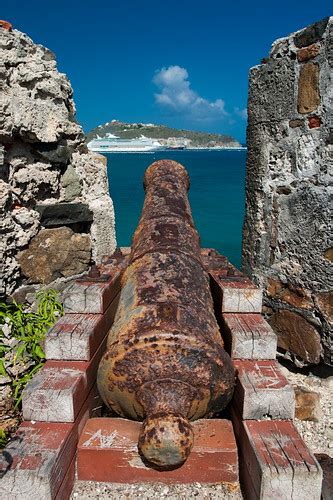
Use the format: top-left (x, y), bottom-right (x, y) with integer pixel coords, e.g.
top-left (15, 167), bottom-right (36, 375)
top-left (242, 17), bottom-right (332, 366)
top-left (0, 24), bottom-right (116, 300)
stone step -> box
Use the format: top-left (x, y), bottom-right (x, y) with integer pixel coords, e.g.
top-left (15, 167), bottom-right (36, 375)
top-left (22, 341), bottom-right (105, 422)
top-left (232, 359), bottom-right (295, 419)
top-left (0, 384), bottom-right (99, 500)
top-left (210, 270), bottom-right (262, 313)
top-left (221, 313), bottom-right (277, 359)
top-left (62, 270), bottom-right (121, 314)
top-left (77, 417), bottom-right (239, 488)
top-left (45, 292), bottom-right (119, 361)
top-left (231, 413), bottom-right (323, 500)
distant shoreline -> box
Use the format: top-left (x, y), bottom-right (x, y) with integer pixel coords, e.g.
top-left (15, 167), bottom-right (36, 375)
top-left (99, 147), bottom-right (247, 154)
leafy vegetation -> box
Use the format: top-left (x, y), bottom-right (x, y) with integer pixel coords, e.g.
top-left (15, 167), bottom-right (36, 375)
top-left (86, 120), bottom-right (240, 147)
top-left (0, 289), bottom-right (63, 446)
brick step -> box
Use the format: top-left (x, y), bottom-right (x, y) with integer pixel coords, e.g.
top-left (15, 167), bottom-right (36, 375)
top-left (22, 339), bottom-right (105, 422)
top-left (210, 269), bottom-right (262, 313)
top-left (77, 417), bottom-right (239, 488)
top-left (0, 385), bottom-right (99, 500)
top-left (45, 292), bottom-right (119, 361)
top-left (232, 359), bottom-right (295, 419)
top-left (63, 269), bottom-right (121, 314)
top-left (221, 313), bottom-right (277, 359)
top-left (231, 412), bottom-right (323, 500)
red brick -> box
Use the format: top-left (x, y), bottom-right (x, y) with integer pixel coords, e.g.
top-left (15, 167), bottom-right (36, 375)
top-left (63, 270), bottom-right (121, 314)
top-left (232, 360), bottom-right (295, 419)
top-left (77, 418), bottom-right (239, 487)
top-left (55, 454), bottom-right (75, 500)
top-left (210, 270), bottom-right (262, 313)
top-left (231, 413), bottom-right (323, 500)
top-left (22, 338), bottom-right (105, 422)
top-left (0, 384), bottom-right (99, 499)
top-left (221, 313), bottom-right (277, 359)
top-left (308, 115), bottom-right (321, 128)
top-left (45, 293), bottom-right (120, 361)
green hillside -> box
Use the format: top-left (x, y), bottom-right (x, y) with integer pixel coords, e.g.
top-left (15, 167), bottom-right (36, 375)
top-left (86, 120), bottom-right (241, 148)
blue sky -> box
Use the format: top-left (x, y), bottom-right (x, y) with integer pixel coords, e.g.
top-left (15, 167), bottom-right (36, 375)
top-left (2, 1), bottom-right (331, 142)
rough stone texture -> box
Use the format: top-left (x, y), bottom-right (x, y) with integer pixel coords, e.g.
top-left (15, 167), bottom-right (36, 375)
top-left (294, 17), bottom-right (330, 48)
top-left (269, 310), bottom-right (322, 364)
top-left (35, 202), bottom-right (93, 228)
top-left (17, 227), bottom-right (91, 283)
top-left (0, 26), bottom-right (116, 298)
top-left (297, 43), bottom-right (321, 62)
top-left (298, 63), bottom-right (320, 113)
top-left (294, 385), bottom-right (321, 422)
top-left (243, 17), bottom-right (333, 366)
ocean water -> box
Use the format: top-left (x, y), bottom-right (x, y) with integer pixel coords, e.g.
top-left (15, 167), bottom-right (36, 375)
top-left (104, 149), bottom-right (247, 268)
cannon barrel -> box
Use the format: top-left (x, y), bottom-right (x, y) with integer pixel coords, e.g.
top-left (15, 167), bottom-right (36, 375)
top-left (97, 160), bottom-right (235, 468)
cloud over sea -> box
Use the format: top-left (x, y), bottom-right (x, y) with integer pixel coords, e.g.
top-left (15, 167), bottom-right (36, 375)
top-left (153, 65), bottom-right (228, 122)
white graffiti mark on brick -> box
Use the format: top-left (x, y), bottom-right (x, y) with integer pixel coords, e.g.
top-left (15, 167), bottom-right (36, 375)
top-left (82, 429), bottom-right (118, 448)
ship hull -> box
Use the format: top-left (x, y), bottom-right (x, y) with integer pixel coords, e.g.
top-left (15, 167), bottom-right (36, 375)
top-left (88, 145), bottom-right (164, 153)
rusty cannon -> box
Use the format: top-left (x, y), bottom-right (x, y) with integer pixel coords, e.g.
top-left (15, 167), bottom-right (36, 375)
top-left (97, 159), bottom-right (235, 468)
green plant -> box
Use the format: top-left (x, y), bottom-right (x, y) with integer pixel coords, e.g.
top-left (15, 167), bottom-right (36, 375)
top-left (0, 429), bottom-right (8, 448)
top-left (0, 289), bottom-right (63, 408)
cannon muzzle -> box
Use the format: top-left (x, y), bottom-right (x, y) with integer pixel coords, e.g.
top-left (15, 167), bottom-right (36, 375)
top-left (97, 160), bottom-right (235, 468)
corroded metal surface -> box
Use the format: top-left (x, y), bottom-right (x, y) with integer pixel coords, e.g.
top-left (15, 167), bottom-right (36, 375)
top-left (97, 160), bottom-right (235, 468)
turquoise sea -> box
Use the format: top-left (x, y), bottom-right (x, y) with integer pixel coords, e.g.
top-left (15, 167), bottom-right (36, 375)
top-left (104, 150), bottom-right (247, 268)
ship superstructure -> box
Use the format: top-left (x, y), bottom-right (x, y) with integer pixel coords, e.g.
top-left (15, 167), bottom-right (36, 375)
top-left (87, 134), bottom-right (164, 153)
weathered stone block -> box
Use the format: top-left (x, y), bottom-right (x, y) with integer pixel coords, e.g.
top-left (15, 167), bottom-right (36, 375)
top-left (0, 384), bottom-right (98, 499)
top-left (0, 421), bottom-right (73, 499)
top-left (77, 418), bottom-right (239, 487)
top-left (35, 202), bottom-right (93, 227)
top-left (248, 59), bottom-right (296, 124)
top-left (232, 414), bottom-right (323, 500)
top-left (308, 115), bottom-right (321, 128)
top-left (314, 291), bottom-right (333, 322)
top-left (294, 17), bottom-right (329, 48)
top-left (22, 365), bottom-right (86, 422)
top-left (210, 271), bottom-right (262, 313)
top-left (45, 294), bottom-right (119, 361)
top-left (221, 313), bottom-right (277, 359)
top-left (17, 227), bottom-right (91, 284)
top-left (60, 165), bottom-right (82, 201)
top-left (232, 359), bottom-right (295, 419)
top-left (294, 385), bottom-right (321, 422)
top-left (22, 342), bottom-right (105, 422)
top-left (297, 43), bottom-right (320, 62)
top-left (289, 118), bottom-right (304, 128)
top-left (266, 278), bottom-right (313, 310)
top-left (298, 63), bottom-right (320, 114)
top-left (62, 271), bottom-right (121, 314)
top-left (269, 310), bottom-right (322, 364)
top-left (35, 143), bottom-right (72, 164)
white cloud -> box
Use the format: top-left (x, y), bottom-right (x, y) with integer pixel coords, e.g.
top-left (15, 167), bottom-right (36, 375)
top-left (153, 65), bottom-right (228, 121)
top-left (235, 107), bottom-right (247, 120)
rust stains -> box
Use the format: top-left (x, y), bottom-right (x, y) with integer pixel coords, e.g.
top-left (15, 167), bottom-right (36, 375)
top-left (97, 159), bottom-right (235, 468)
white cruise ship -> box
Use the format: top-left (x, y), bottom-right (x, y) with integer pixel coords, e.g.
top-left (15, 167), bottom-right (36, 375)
top-left (87, 134), bottom-right (164, 153)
